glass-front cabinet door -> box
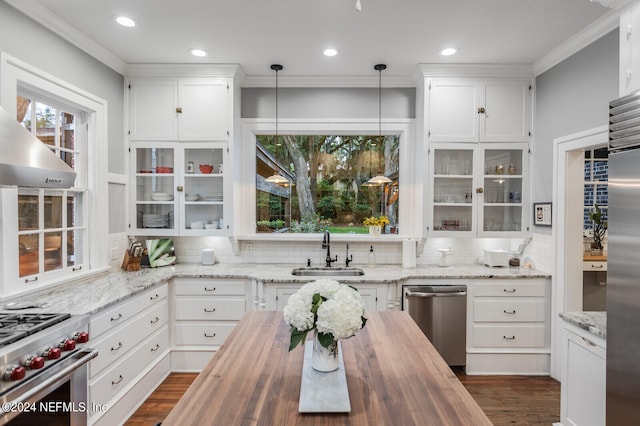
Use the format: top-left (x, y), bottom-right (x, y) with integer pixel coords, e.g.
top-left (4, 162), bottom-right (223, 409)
top-left (181, 145), bottom-right (227, 235)
top-left (131, 142), bottom-right (229, 236)
top-left (479, 143), bottom-right (529, 236)
top-left (428, 144), bottom-right (476, 235)
top-left (427, 142), bottom-right (529, 237)
top-left (132, 145), bottom-right (177, 235)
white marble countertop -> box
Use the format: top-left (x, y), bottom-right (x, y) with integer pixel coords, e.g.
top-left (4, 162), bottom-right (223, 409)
top-left (559, 311), bottom-right (607, 340)
top-left (2, 263), bottom-right (550, 317)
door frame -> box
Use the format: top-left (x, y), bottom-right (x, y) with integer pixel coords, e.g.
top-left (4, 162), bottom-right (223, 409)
top-left (551, 125), bottom-right (608, 378)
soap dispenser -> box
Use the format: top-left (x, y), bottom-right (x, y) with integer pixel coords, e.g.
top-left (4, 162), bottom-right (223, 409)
top-left (368, 245), bottom-right (376, 267)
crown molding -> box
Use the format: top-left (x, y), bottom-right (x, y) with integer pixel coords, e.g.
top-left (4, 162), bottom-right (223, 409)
top-left (4, 0), bottom-right (126, 75)
top-left (532, 8), bottom-right (620, 76)
top-left (416, 63), bottom-right (533, 78)
top-left (125, 63), bottom-right (245, 79)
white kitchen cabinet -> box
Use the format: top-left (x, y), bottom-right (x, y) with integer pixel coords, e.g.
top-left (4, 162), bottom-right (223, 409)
top-left (466, 279), bottom-right (550, 375)
top-left (427, 143), bottom-right (529, 237)
top-left (620, 6), bottom-right (640, 96)
top-left (130, 142), bottom-right (230, 236)
top-left (88, 284), bottom-right (170, 425)
top-left (128, 78), bottom-right (229, 141)
top-left (561, 322), bottom-right (606, 426)
top-left (171, 278), bottom-right (252, 371)
top-left (428, 78), bottom-right (532, 143)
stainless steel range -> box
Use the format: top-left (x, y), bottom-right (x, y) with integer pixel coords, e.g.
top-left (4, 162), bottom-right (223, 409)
top-left (0, 312), bottom-right (96, 425)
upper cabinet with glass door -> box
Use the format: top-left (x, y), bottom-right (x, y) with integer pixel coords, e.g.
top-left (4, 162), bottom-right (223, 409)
top-left (128, 78), bottom-right (230, 141)
top-left (131, 142), bottom-right (229, 236)
top-left (428, 78), bottom-right (532, 143)
top-left (427, 143), bottom-right (529, 237)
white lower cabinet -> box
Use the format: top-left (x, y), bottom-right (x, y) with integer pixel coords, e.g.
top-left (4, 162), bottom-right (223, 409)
top-left (88, 284), bottom-right (170, 425)
top-left (264, 282), bottom-right (389, 312)
top-left (466, 278), bottom-right (550, 374)
top-left (170, 278), bottom-right (251, 371)
top-left (561, 322), bottom-right (606, 426)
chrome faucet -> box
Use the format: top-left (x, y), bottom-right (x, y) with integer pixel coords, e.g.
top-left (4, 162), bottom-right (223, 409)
top-left (322, 230), bottom-right (337, 267)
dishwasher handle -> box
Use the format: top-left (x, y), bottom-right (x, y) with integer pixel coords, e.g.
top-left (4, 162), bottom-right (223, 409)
top-left (405, 290), bottom-right (467, 297)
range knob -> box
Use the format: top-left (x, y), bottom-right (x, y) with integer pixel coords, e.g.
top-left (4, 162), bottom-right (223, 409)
top-left (59, 339), bottom-right (76, 351)
top-left (21, 356), bottom-right (45, 370)
top-left (4, 365), bottom-right (26, 381)
top-left (73, 331), bottom-right (89, 343)
top-left (42, 347), bottom-right (61, 360)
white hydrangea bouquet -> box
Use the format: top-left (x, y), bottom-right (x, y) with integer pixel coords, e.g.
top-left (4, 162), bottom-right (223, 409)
top-left (283, 279), bottom-right (367, 352)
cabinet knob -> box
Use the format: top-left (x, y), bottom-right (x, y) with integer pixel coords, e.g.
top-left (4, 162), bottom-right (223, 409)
top-left (476, 187), bottom-right (484, 194)
top-left (176, 107), bottom-right (183, 113)
top-left (477, 107), bottom-right (486, 114)
top-left (177, 186), bottom-right (183, 192)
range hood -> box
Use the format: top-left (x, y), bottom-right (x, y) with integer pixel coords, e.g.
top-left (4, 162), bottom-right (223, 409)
top-left (0, 105), bottom-right (76, 188)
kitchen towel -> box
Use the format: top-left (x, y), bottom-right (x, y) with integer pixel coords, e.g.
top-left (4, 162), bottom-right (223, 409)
top-left (402, 239), bottom-right (416, 268)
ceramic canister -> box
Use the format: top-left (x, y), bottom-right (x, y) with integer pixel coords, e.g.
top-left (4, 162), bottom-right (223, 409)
top-left (201, 248), bottom-right (215, 265)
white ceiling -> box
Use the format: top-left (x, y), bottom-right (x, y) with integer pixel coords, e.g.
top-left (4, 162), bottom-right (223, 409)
top-left (15, 0), bottom-right (612, 79)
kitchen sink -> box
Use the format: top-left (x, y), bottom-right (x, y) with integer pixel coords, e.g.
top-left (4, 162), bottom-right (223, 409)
top-left (291, 267), bottom-right (365, 276)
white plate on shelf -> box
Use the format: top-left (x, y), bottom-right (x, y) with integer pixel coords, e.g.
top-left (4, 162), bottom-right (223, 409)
top-left (151, 192), bottom-right (173, 201)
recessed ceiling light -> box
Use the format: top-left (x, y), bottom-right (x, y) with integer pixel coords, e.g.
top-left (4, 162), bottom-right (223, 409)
top-left (440, 47), bottom-right (458, 56)
top-left (115, 16), bottom-right (136, 28)
top-left (190, 49), bottom-right (208, 57)
top-left (323, 48), bottom-right (338, 57)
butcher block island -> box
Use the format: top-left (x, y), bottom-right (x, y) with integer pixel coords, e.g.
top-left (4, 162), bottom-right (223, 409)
top-left (162, 311), bottom-right (491, 425)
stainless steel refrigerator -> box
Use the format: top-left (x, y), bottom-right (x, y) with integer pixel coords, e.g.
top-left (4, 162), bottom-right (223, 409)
top-left (607, 89), bottom-right (640, 424)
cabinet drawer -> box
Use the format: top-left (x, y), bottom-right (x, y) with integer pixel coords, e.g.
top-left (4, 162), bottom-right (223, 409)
top-left (174, 279), bottom-right (246, 296)
top-left (90, 326), bottom-right (169, 412)
top-left (90, 301), bottom-right (168, 378)
top-left (174, 298), bottom-right (245, 321)
top-left (174, 322), bottom-right (236, 346)
top-left (472, 324), bottom-right (546, 348)
top-left (474, 282), bottom-right (546, 297)
top-left (91, 284), bottom-right (168, 337)
top-left (474, 299), bottom-right (545, 322)
top-left (583, 261), bottom-right (607, 271)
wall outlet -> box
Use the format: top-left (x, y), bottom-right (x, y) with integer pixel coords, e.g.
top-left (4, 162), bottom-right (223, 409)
top-left (110, 247), bottom-right (119, 260)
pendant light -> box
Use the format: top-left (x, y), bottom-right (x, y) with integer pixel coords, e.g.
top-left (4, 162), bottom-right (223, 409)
top-left (265, 64), bottom-right (289, 185)
top-left (367, 64), bottom-right (392, 185)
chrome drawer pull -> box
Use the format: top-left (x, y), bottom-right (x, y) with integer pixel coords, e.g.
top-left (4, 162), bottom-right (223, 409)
top-left (503, 309), bottom-right (516, 315)
top-left (591, 264), bottom-right (604, 269)
top-left (582, 337), bottom-right (597, 347)
top-left (150, 294), bottom-right (160, 300)
top-left (110, 313), bottom-right (123, 322)
top-left (204, 307), bottom-right (216, 313)
top-left (112, 375), bottom-right (124, 385)
top-left (150, 316), bottom-right (160, 324)
top-left (204, 332), bottom-right (217, 338)
top-left (204, 287), bottom-right (216, 292)
top-left (503, 335), bottom-right (516, 340)
top-left (503, 288), bottom-right (516, 293)
top-left (111, 342), bottom-right (123, 351)
top-left (151, 344), bottom-right (160, 352)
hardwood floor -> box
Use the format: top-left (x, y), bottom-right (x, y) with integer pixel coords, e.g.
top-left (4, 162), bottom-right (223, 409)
top-left (126, 371), bottom-right (560, 425)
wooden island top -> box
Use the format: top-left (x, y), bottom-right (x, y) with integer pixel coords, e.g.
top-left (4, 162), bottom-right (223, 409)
top-left (162, 311), bottom-right (491, 425)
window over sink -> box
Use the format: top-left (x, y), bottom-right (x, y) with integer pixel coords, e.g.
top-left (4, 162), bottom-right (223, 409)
top-left (255, 134), bottom-right (400, 234)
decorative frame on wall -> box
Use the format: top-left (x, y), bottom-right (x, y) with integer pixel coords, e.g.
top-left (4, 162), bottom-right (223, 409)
top-left (533, 202), bottom-right (552, 227)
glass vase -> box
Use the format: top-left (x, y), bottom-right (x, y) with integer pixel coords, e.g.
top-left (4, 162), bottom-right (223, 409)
top-left (311, 331), bottom-right (339, 372)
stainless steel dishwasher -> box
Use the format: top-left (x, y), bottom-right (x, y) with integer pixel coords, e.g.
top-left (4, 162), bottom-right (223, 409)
top-left (403, 285), bottom-right (467, 366)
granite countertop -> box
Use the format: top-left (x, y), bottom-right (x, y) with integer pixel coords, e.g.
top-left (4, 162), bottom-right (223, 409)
top-left (2, 263), bottom-right (550, 317)
top-left (559, 311), bottom-right (607, 340)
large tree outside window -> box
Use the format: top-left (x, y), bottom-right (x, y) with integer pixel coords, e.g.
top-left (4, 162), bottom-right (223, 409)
top-left (256, 134), bottom-right (399, 234)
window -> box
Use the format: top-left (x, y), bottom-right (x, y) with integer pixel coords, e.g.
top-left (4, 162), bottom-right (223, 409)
top-left (255, 134), bottom-right (400, 234)
top-left (16, 94), bottom-right (87, 281)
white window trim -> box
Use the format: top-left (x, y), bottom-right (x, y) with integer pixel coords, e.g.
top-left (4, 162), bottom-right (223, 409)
top-left (237, 118), bottom-right (419, 241)
top-left (0, 53), bottom-right (110, 298)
